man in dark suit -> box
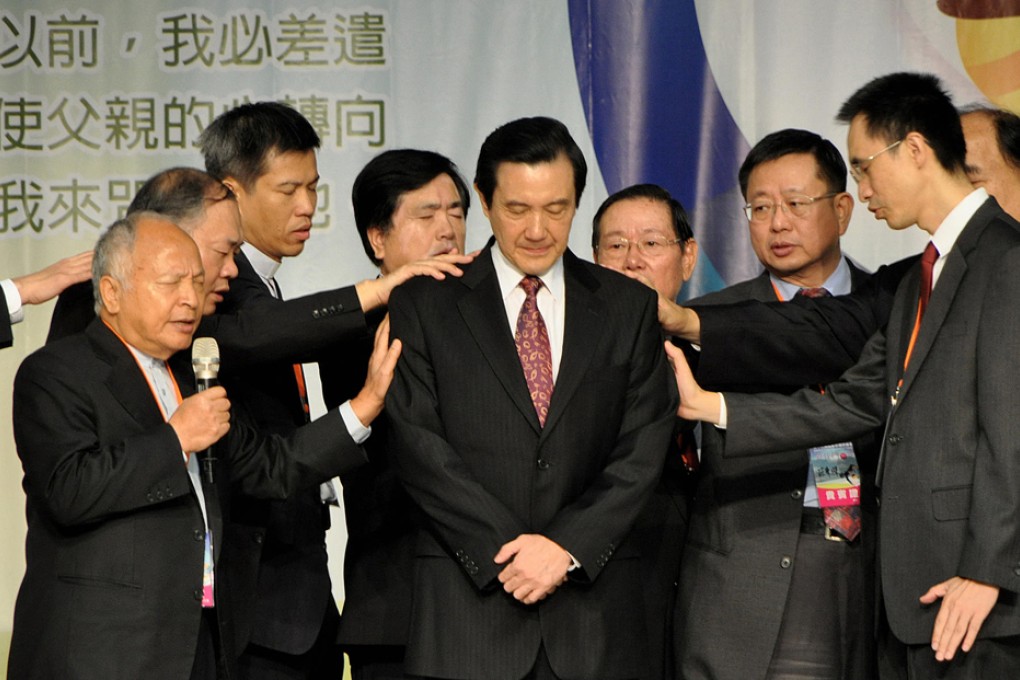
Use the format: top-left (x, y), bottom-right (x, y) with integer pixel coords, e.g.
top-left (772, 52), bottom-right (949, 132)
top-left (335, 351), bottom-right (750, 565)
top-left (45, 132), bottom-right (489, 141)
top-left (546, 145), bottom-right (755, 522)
top-left (318, 148), bottom-right (472, 680)
top-left (674, 129), bottom-right (878, 680)
top-left (671, 72), bottom-right (1020, 679)
top-left (198, 103), bottom-right (469, 679)
top-left (386, 117), bottom-right (677, 680)
top-left (8, 214), bottom-right (369, 679)
top-left (656, 105), bottom-right (1020, 393)
top-left (590, 183), bottom-right (697, 680)
top-left (2, 251), bottom-right (91, 348)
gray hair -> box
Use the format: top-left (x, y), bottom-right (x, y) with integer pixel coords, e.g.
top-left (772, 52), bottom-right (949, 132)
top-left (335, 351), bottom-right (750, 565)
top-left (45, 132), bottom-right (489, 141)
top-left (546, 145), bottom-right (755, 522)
top-left (91, 211), bottom-right (165, 314)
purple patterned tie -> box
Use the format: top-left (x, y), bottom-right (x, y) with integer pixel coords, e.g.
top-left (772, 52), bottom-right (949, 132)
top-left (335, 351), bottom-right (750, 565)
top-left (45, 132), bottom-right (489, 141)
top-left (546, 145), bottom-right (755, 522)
top-left (515, 276), bottom-right (554, 426)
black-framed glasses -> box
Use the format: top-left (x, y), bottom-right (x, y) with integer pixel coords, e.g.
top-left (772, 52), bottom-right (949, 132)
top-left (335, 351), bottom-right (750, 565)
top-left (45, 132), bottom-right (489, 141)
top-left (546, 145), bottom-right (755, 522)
top-left (743, 192), bottom-right (840, 223)
top-left (849, 139), bottom-right (903, 182)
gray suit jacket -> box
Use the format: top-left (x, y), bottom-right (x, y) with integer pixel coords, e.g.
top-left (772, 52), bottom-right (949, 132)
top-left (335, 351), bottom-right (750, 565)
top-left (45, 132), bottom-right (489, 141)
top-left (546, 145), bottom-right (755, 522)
top-left (675, 263), bottom-right (879, 679)
top-left (386, 246), bottom-right (677, 680)
top-left (724, 198), bottom-right (1020, 645)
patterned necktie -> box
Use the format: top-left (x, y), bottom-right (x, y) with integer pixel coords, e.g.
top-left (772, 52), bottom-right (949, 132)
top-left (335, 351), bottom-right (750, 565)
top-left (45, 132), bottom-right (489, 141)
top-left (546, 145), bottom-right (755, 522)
top-left (795, 286), bottom-right (862, 541)
top-left (515, 276), bottom-right (554, 427)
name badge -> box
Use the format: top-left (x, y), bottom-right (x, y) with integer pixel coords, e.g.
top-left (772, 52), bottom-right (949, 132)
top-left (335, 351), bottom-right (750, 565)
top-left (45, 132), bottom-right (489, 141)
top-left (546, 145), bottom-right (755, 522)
top-left (809, 442), bottom-right (860, 507)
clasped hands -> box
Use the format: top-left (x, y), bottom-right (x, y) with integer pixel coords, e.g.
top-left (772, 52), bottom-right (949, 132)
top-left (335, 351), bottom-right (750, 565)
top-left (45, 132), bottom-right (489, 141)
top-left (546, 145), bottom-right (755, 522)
top-left (494, 534), bottom-right (572, 605)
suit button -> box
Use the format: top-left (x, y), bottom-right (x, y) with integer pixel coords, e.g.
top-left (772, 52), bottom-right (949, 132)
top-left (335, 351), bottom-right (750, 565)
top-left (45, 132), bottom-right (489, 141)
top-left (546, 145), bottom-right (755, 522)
top-left (791, 489), bottom-right (803, 499)
top-left (876, 498), bottom-right (881, 508)
top-left (146, 494), bottom-right (155, 503)
top-left (467, 566), bottom-right (479, 575)
top-left (537, 459), bottom-right (550, 470)
top-left (312, 310), bottom-right (321, 319)
top-left (1014, 567), bottom-right (1020, 576)
top-left (780, 556), bottom-right (792, 569)
top-left (252, 531), bottom-right (264, 544)
top-left (887, 434), bottom-right (903, 445)
top-left (455, 549), bottom-right (465, 557)
top-left (193, 529), bottom-right (204, 541)
top-left (336, 304), bottom-right (344, 312)
top-left (194, 589), bottom-right (203, 601)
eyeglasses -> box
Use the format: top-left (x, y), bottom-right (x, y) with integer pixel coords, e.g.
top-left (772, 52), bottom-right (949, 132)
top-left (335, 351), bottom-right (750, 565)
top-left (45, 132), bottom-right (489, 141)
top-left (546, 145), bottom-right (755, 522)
top-left (849, 139), bottom-right (903, 182)
top-left (596, 236), bottom-right (684, 260)
top-left (743, 192), bottom-right (840, 223)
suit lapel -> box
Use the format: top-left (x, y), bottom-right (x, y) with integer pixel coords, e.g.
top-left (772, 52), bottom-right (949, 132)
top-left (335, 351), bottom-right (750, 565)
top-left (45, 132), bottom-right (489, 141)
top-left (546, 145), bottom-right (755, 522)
top-left (541, 251), bottom-right (604, 438)
top-left (895, 208), bottom-right (989, 404)
top-left (458, 248), bottom-right (543, 432)
top-left (87, 321), bottom-right (167, 429)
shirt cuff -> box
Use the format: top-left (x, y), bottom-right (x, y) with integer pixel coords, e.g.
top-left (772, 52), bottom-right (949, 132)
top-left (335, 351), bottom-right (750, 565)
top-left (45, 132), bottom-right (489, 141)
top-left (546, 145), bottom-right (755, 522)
top-left (2, 278), bottom-right (24, 324)
top-left (338, 399), bottom-right (372, 444)
top-left (716, 393), bottom-right (728, 430)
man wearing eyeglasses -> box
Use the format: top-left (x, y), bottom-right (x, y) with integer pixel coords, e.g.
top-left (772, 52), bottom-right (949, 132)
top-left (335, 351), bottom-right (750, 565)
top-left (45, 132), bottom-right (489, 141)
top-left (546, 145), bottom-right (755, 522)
top-left (591, 183), bottom-right (697, 680)
top-left (672, 73), bottom-right (1020, 678)
top-left (673, 128), bottom-right (880, 680)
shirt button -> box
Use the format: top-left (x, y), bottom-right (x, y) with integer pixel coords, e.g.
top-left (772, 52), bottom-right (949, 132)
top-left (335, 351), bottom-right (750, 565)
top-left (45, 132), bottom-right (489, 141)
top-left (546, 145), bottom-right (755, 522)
top-left (780, 556), bottom-right (792, 569)
top-left (537, 459), bottom-right (550, 470)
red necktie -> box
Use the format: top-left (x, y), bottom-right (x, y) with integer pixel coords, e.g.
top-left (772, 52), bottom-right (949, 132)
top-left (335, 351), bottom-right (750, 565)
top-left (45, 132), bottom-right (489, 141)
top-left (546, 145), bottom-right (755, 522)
top-left (918, 242), bottom-right (939, 321)
top-left (515, 276), bottom-right (554, 427)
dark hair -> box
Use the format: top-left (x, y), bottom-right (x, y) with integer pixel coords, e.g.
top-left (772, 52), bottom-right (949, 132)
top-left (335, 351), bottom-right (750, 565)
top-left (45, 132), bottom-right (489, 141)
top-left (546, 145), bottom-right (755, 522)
top-left (352, 149), bottom-right (471, 265)
top-left (128, 167), bottom-right (234, 234)
top-left (836, 72), bottom-right (966, 173)
top-left (199, 101), bottom-right (321, 190)
top-left (738, 129), bottom-right (847, 197)
top-left (960, 104), bottom-right (1020, 169)
top-left (591, 183), bottom-right (693, 250)
top-left (474, 116), bottom-right (587, 207)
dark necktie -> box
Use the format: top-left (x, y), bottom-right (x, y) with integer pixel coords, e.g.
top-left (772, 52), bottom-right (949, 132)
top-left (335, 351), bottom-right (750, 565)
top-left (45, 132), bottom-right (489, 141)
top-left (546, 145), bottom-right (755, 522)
top-left (795, 286), bottom-right (861, 541)
top-left (515, 276), bottom-right (554, 427)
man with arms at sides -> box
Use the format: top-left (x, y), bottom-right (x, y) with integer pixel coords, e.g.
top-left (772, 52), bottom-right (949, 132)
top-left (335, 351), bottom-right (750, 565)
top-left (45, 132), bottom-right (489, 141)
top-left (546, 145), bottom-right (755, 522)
top-left (385, 117), bottom-right (677, 680)
top-left (317, 148), bottom-right (472, 680)
top-left (590, 182), bottom-right (697, 680)
top-left (656, 104), bottom-right (1020, 393)
top-left (198, 102), bottom-right (469, 679)
top-left (674, 129), bottom-right (879, 680)
top-left (2, 251), bottom-right (91, 349)
top-left (8, 214), bottom-right (373, 679)
top-left (670, 72), bottom-right (1020, 679)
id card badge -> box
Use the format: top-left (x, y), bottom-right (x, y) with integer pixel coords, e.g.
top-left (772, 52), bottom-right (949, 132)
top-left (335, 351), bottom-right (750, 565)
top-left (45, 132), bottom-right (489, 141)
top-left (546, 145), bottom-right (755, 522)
top-left (809, 442), bottom-right (861, 507)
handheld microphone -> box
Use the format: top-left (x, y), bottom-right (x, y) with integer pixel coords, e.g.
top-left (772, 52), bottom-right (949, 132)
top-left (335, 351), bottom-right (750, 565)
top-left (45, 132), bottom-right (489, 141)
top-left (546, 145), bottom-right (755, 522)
top-left (191, 337), bottom-right (221, 485)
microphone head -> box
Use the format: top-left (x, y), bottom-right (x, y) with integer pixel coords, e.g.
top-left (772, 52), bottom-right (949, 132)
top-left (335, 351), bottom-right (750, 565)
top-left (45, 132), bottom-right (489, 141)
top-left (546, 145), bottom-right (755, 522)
top-left (192, 337), bottom-right (221, 380)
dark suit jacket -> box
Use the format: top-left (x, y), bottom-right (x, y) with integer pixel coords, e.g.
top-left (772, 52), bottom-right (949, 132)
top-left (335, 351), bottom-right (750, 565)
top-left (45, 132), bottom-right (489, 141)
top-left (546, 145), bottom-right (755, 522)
top-left (319, 311), bottom-right (418, 651)
top-left (724, 198), bottom-right (1020, 645)
top-left (214, 249), bottom-right (360, 656)
top-left (7, 320), bottom-right (365, 680)
top-left (675, 263), bottom-right (879, 679)
top-left (693, 255), bottom-right (917, 390)
top-left (386, 246), bottom-right (678, 680)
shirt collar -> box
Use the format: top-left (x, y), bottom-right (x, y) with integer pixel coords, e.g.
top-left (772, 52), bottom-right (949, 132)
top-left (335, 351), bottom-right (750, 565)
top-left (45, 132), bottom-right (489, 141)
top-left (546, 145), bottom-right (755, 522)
top-left (491, 243), bottom-right (565, 304)
top-left (930, 188), bottom-right (988, 260)
top-left (770, 255), bottom-right (853, 300)
top-left (242, 242), bottom-right (281, 280)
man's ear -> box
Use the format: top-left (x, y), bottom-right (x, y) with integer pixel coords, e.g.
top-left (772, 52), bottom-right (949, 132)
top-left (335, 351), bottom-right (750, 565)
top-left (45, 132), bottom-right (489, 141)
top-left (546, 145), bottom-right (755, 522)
top-left (474, 183), bottom-right (492, 219)
top-left (98, 275), bottom-right (121, 315)
top-left (367, 226), bottom-right (387, 262)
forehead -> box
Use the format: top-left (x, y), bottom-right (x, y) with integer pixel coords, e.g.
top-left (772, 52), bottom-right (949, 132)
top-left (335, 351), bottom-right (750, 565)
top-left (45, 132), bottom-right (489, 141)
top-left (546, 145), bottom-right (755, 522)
top-left (747, 153), bottom-right (823, 193)
top-left (400, 173), bottom-right (460, 205)
top-left (494, 155), bottom-right (574, 198)
top-left (846, 115), bottom-right (887, 157)
top-left (601, 197), bottom-right (673, 233)
top-left (961, 114), bottom-right (1000, 159)
top-left (191, 200), bottom-right (242, 242)
top-left (258, 148), bottom-right (318, 181)
top-left (132, 220), bottom-right (202, 271)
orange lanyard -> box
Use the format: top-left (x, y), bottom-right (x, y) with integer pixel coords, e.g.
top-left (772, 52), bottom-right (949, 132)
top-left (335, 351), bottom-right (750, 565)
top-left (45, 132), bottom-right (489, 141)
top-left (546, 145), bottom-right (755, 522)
top-left (102, 320), bottom-right (184, 419)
